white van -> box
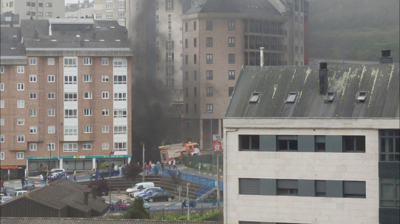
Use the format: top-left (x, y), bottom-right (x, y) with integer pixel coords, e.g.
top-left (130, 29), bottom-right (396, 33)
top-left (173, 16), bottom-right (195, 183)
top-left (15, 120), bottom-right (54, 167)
top-left (14, 190), bottom-right (27, 197)
top-left (125, 182), bottom-right (155, 195)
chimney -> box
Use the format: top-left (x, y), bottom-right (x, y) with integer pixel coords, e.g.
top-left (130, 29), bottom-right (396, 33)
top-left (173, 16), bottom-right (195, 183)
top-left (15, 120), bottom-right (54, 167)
top-left (379, 50), bottom-right (393, 64)
top-left (319, 62), bottom-right (328, 95)
top-left (34, 30), bottom-right (38, 40)
top-left (260, 47), bottom-right (264, 67)
top-left (92, 185), bottom-right (97, 199)
top-left (80, 39), bottom-right (84, 47)
top-left (91, 32), bottom-right (96, 39)
top-left (84, 192), bottom-right (89, 205)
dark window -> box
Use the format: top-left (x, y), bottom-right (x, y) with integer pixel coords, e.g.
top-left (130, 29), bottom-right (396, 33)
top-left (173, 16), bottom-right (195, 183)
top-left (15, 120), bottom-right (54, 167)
top-left (343, 136), bottom-right (365, 152)
top-left (185, 39), bottom-right (188, 48)
top-left (277, 136), bottom-right (298, 151)
top-left (206, 54), bottom-right (213, 63)
top-left (185, 55), bottom-right (188, 64)
top-left (185, 103), bottom-right (188, 113)
top-left (239, 135), bottom-right (260, 151)
top-left (206, 37), bottom-right (213, 47)
top-left (229, 87), bottom-right (234, 96)
top-left (228, 37), bottom-right (235, 47)
top-left (166, 0), bottom-right (174, 10)
top-left (228, 70), bottom-right (235, 80)
top-left (343, 181), bottom-right (366, 198)
top-left (185, 22), bottom-right (188, 31)
top-left (185, 71), bottom-right (189, 80)
top-left (206, 87), bottom-right (213, 97)
top-left (228, 20), bottom-right (235, 30)
top-left (315, 180), bottom-right (326, 197)
top-left (194, 54), bottom-right (197, 64)
top-left (194, 87), bottom-right (197, 97)
top-left (193, 21), bottom-right (196, 31)
top-left (277, 180), bottom-right (298, 196)
top-left (194, 38), bottom-right (197, 47)
top-left (194, 104), bottom-right (197, 113)
top-left (228, 54), bottom-right (235, 63)
top-left (206, 70), bottom-right (213, 80)
top-left (239, 178), bottom-right (260, 195)
top-left (206, 104), bottom-right (213, 113)
top-left (206, 21), bottom-right (213, 30)
top-left (315, 136), bottom-right (326, 152)
top-left (380, 129), bottom-right (400, 161)
top-left (380, 178), bottom-right (400, 207)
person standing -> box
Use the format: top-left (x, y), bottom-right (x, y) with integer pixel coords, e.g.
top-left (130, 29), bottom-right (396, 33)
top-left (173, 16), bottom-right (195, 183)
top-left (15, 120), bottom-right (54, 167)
top-left (0, 178), bottom-right (4, 190)
top-left (65, 162), bottom-right (69, 172)
top-left (21, 176), bottom-right (25, 188)
top-left (172, 159), bottom-right (177, 170)
top-left (161, 162), bottom-right (164, 172)
top-left (168, 160), bottom-right (172, 170)
top-left (73, 169), bottom-right (77, 182)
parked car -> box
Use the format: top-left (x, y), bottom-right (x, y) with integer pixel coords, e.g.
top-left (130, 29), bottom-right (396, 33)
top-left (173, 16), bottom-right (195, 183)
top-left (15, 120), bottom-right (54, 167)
top-left (136, 188), bottom-right (164, 198)
top-left (125, 182), bottom-right (155, 195)
top-left (14, 190), bottom-right (27, 197)
top-left (143, 191), bottom-right (174, 202)
top-left (50, 168), bottom-right (66, 178)
top-left (0, 196), bottom-right (13, 204)
top-left (89, 169), bottom-right (119, 180)
top-left (110, 199), bottom-right (151, 211)
top-left (131, 187), bottom-right (162, 198)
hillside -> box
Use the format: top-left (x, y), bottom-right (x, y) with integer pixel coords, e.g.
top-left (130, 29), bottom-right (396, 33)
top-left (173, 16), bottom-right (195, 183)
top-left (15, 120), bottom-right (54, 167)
top-left (308, 0), bottom-right (399, 62)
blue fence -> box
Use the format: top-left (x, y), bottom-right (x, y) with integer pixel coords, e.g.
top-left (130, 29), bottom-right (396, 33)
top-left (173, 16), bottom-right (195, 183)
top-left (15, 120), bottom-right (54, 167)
top-left (161, 169), bottom-right (223, 192)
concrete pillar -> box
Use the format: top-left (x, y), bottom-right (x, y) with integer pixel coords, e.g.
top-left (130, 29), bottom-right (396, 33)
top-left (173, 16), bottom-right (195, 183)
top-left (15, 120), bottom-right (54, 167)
top-left (92, 158), bottom-right (96, 170)
top-left (199, 119), bottom-right (203, 150)
top-left (25, 159), bottom-right (29, 177)
top-left (59, 158), bottom-right (63, 169)
top-left (127, 157), bottom-right (131, 164)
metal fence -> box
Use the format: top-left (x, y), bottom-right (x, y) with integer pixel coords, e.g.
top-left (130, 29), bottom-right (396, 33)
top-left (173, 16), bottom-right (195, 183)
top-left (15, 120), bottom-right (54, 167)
top-left (161, 169), bottom-right (223, 190)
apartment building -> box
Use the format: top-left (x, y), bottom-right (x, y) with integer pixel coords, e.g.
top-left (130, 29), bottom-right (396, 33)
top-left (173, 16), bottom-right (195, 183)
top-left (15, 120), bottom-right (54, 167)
top-left (223, 52), bottom-right (399, 224)
top-left (93, 0), bottom-right (126, 26)
top-left (0, 0), bottom-right (64, 22)
top-left (0, 18), bottom-right (133, 178)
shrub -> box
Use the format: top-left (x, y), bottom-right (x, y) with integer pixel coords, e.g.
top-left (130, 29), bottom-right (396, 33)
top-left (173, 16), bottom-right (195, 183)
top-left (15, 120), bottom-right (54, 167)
top-left (87, 179), bottom-right (109, 196)
top-left (123, 197), bottom-right (150, 219)
top-left (124, 161), bottom-right (142, 181)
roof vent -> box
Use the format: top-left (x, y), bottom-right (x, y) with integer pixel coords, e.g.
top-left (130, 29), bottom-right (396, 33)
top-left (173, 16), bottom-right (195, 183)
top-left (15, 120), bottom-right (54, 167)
top-left (76, 34), bottom-right (80, 38)
top-left (51, 39), bottom-right (57, 42)
top-left (324, 92), bottom-right (335, 103)
top-left (110, 26), bottom-right (115, 28)
top-left (285, 92), bottom-right (298, 103)
top-left (96, 26), bottom-right (101, 29)
top-left (356, 91), bottom-right (368, 102)
top-left (84, 39), bottom-right (89, 42)
top-left (379, 50), bottom-right (393, 64)
top-left (115, 39), bottom-right (120, 41)
top-left (249, 92), bottom-right (260, 103)
top-left (100, 39), bottom-right (105, 42)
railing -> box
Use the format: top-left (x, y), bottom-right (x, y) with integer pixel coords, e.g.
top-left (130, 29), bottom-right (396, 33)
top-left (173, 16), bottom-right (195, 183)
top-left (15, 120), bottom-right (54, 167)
top-left (194, 182), bottom-right (214, 199)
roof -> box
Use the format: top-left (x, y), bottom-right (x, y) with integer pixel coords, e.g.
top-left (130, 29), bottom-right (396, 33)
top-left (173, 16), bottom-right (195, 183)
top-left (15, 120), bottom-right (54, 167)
top-left (0, 217), bottom-right (224, 224)
top-left (48, 18), bottom-right (95, 25)
top-left (0, 27), bottom-right (25, 57)
top-left (226, 63), bottom-right (399, 118)
top-left (3, 178), bottom-right (108, 215)
top-left (185, 0), bottom-right (281, 15)
top-left (1, 13), bottom-right (19, 25)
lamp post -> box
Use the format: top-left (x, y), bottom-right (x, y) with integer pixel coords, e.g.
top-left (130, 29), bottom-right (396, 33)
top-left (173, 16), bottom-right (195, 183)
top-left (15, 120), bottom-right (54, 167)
top-left (107, 150), bottom-right (114, 217)
top-left (46, 143), bottom-right (54, 186)
top-left (141, 143), bottom-right (145, 182)
top-left (202, 111), bottom-right (212, 151)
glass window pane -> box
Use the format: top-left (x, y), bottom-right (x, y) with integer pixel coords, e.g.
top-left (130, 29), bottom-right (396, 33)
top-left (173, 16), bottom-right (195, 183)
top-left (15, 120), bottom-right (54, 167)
top-left (381, 139), bottom-right (387, 152)
top-left (278, 140), bottom-right (288, 150)
top-left (395, 138), bottom-right (399, 152)
top-left (381, 184), bottom-right (394, 199)
top-left (381, 200), bottom-right (394, 207)
top-left (388, 139), bottom-right (394, 152)
top-left (240, 136), bottom-right (250, 150)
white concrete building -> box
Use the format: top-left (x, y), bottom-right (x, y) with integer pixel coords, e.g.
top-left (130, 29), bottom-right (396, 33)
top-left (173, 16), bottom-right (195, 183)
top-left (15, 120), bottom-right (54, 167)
top-left (93, 0), bottom-right (126, 26)
top-left (0, 0), bottom-right (64, 22)
top-left (223, 52), bottom-right (399, 224)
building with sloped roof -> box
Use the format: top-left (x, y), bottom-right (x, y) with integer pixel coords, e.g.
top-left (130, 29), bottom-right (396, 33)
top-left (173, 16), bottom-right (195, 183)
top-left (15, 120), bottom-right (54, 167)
top-left (0, 178), bottom-right (109, 217)
top-left (223, 51), bottom-right (399, 224)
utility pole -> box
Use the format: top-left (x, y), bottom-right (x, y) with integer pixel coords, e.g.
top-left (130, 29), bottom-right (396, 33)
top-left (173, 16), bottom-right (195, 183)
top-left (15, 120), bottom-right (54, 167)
top-left (107, 150), bottom-right (114, 217)
top-left (141, 143), bottom-right (145, 182)
top-left (187, 182), bottom-right (190, 220)
top-left (216, 153), bottom-right (220, 207)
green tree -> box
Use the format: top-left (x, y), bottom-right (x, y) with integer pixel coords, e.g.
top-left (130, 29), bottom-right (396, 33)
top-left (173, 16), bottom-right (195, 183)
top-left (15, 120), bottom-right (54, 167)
top-left (124, 161), bottom-right (142, 180)
top-left (123, 197), bottom-right (150, 219)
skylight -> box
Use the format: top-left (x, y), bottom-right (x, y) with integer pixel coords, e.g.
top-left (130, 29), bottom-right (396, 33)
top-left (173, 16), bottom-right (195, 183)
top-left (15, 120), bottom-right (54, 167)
top-left (324, 92), bottom-right (335, 103)
top-left (356, 91), bottom-right (368, 102)
top-left (285, 92), bottom-right (298, 103)
top-left (249, 92), bottom-right (260, 103)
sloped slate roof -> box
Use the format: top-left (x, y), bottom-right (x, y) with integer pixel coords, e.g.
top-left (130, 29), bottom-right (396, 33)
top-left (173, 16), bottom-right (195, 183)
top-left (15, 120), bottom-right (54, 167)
top-left (0, 27), bottom-right (25, 57)
top-left (185, 0), bottom-right (281, 15)
top-left (0, 217), bottom-right (224, 224)
top-left (226, 63), bottom-right (399, 118)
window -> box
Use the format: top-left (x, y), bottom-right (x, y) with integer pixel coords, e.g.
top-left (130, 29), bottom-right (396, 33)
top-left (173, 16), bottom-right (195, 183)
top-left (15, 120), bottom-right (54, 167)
top-left (17, 100), bottom-right (25, 108)
top-left (29, 58), bottom-right (37, 65)
top-left (64, 75), bottom-right (77, 84)
top-left (17, 83), bottom-right (24, 91)
top-left (29, 92), bottom-right (37, 99)
top-left (315, 136), bottom-right (326, 151)
top-left (102, 75), bottom-right (109, 82)
top-left (343, 181), bottom-right (366, 198)
top-left (16, 152), bottom-right (24, 160)
top-left (95, 13), bottom-right (102, 19)
top-left (228, 37), bottom-right (235, 47)
top-left (101, 58), bottom-right (109, 65)
top-left (277, 136), bottom-right (298, 151)
top-left (118, 13), bottom-right (125, 19)
top-left (17, 135), bottom-right (25, 143)
top-left (356, 91), bottom-right (368, 102)
top-left (29, 143), bottom-right (37, 151)
top-left (102, 142), bottom-right (109, 150)
top-left (83, 75), bottom-right (92, 82)
top-left (48, 92), bottom-right (55, 99)
top-left (17, 66), bottom-right (24, 73)
top-left (0, 66), bottom-right (4, 73)
top-left (83, 126), bottom-right (93, 133)
top-left (0, 118), bottom-right (4, 125)
top-left (194, 38), bottom-right (197, 47)
top-left (64, 126), bottom-right (78, 136)
top-left (29, 109), bottom-right (37, 116)
top-left (0, 100), bottom-right (4, 108)
top-left (206, 54), bottom-right (213, 63)
top-left (102, 92), bottom-right (109, 99)
top-left (315, 180), bottom-right (326, 196)
top-left (0, 83), bottom-right (4, 91)
top-left (84, 92), bottom-right (92, 99)
top-left (83, 109), bottom-right (92, 116)
top-left (343, 136), bottom-right (365, 152)
top-left (29, 75), bottom-right (37, 82)
top-left (0, 135), bottom-right (4, 143)
top-left (185, 22), bottom-right (188, 32)
top-left (206, 104), bottom-right (213, 113)
top-left (380, 130), bottom-right (400, 161)
top-left (114, 142), bottom-right (127, 151)
top-left (106, 4), bottom-right (113, 10)
top-left (228, 54), bottom-right (235, 63)
top-left (166, 79), bottom-right (174, 87)
top-left (64, 109), bottom-right (77, 118)
top-left (206, 87), bottom-right (213, 97)
top-left (185, 55), bottom-right (188, 64)
top-left (64, 58), bottom-right (77, 67)
top-left (185, 71), bottom-right (189, 81)
top-left (17, 118), bottom-right (25, 125)
top-left (194, 21), bottom-right (197, 31)
top-left (63, 143), bottom-right (78, 152)
top-left (82, 143), bottom-right (92, 150)
top-left (47, 58), bottom-right (55, 65)
top-left (47, 109), bottom-right (55, 117)
top-left (114, 109), bottom-right (127, 117)
top-left (47, 126), bottom-right (55, 134)
top-left (83, 57), bottom-right (92, 65)
top-left (206, 21), bottom-right (213, 30)
top-left (277, 180), bottom-right (298, 196)
top-left (114, 125), bottom-right (127, 134)
top-left (239, 135), bottom-right (260, 151)
top-left (114, 75), bottom-right (127, 84)
top-left (228, 70), bottom-right (235, 80)
top-left (229, 87), bottom-right (234, 96)
top-left (48, 75), bottom-right (55, 82)
top-left (249, 92), bottom-right (260, 103)
top-left (26, 11), bottom-right (30, 16)
top-left (45, 3), bottom-right (52, 7)
top-left (106, 14), bottom-right (113, 20)
top-left (185, 39), bottom-right (188, 48)
top-left (102, 109), bottom-right (109, 116)
top-left (45, 12), bottom-right (52, 17)
top-left (194, 54), bottom-right (197, 64)
top-left (64, 93), bottom-right (77, 101)
top-left (239, 178), bottom-right (260, 195)
top-left (113, 59), bottom-right (127, 67)
top-left (380, 178), bottom-right (400, 207)
top-left (102, 126), bottom-right (109, 133)
top-left (0, 152), bottom-right (4, 160)
top-left (228, 21), bottom-right (235, 30)
top-left (206, 70), bottom-right (213, 80)
top-left (114, 92), bottom-right (127, 101)
top-left (286, 92), bottom-right (298, 103)
top-left (206, 37), bottom-right (213, 47)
